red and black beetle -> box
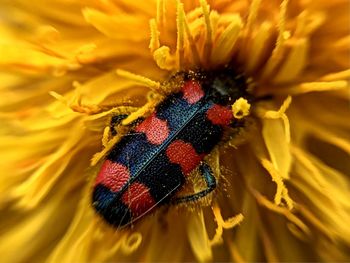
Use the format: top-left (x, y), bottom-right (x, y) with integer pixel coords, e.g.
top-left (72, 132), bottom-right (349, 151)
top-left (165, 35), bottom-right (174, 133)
top-left (92, 67), bottom-right (250, 227)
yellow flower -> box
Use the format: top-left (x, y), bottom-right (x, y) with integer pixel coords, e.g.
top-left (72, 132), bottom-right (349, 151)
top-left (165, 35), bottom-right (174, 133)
top-left (0, 0), bottom-right (349, 262)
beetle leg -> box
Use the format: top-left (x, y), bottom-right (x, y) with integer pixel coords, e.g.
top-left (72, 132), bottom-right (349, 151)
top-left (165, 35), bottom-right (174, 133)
top-left (109, 114), bottom-right (129, 136)
top-left (109, 114), bottom-right (144, 136)
top-left (102, 113), bottom-right (144, 147)
top-left (172, 162), bottom-right (216, 204)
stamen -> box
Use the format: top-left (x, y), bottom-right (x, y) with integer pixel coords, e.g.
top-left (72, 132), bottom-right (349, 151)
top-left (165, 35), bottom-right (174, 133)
top-left (116, 69), bottom-right (164, 94)
top-left (49, 91), bottom-right (66, 104)
top-left (273, 38), bottom-right (309, 83)
top-left (36, 25), bottom-right (61, 43)
top-left (259, 220), bottom-right (280, 261)
top-left (178, 2), bottom-right (201, 66)
top-left (227, 239), bottom-right (245, 262)
top-left (186, 7), bottom-right (203, 21)
top-left (260, 159), bottom-right (293, 209)
top-left (210, 203), bottom-right (244, 246)
top-left (210, 15), bottom-right (243, 65)
top-left (152, 46), bottom-right (176, 71)
top-left (94, 230), bottom-right (142, 257)
top-left (156, 0), bottom-right (166, 30)
top-left (261, 0), bottom-right (289, 78)
top-left (121, 232), bottom-right (143, 254)
top-left (176, 1), bottom-right (185, 69)
top-left (72, 81), bottom-right (83, 105)
top-left (308, 122), bottom-right (350, 154)
top-left (149, 19), bottom-right (160, 53)
top-left (275, 80), bottom-right (348, 95)
top-left (320, 69), bottom-right (350, 81)
top-left (13, 126), bottom-right (85, 209)
top-left (200, 0), bottom-right (213, 66)
top-left (245, 22), bottom-right (273, 72)
top-left (232, 97), bottom-right (251, 119)
top-left (75, 43), bottom-right (97, 64)
top-left (251, 190), bottom-right (310, 235)
top-left (291, 145), bottom-right (327, 187)
top-left (187, 211), bottom-right (213, 262)
top-left (294, 11), bottom-right (326, 37)
top-left (334, 35), bottom-right (350, 50)
top-left (49, 88), bottom-right (101, 115)
top-left (295, 203), bottom-right (339, 241)
top-left (245, 0), bottom-right (262, 34)
top-left (263, 96), bottom-right (292, 143)
top-left (275, 0), bottom-right (289, 51)
top-left (209, 11), bottom-right (219, 37)
top-left (85, 106), bottom-right (139, 122)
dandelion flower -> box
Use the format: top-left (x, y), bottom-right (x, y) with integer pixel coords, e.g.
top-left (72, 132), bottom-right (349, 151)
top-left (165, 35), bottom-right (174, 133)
top-left (0, 0), bottom-right (349, 262)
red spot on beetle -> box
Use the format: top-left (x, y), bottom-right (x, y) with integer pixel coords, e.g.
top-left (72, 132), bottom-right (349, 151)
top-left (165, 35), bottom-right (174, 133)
top-left (135, 113), bottom-right (169, 145)
top-left (95, 160), bottom-right (130, 192)
top-left (166, 140), bottom-right (203, 175)
top-left (206, 104), bottom-right (233, 126)
top-left (121, 182), bottom-right (156, 218)
top-left (182, 80), bottom-right (204, 104)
